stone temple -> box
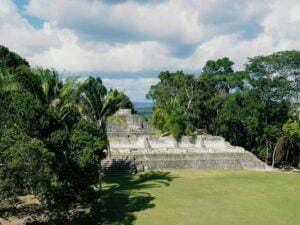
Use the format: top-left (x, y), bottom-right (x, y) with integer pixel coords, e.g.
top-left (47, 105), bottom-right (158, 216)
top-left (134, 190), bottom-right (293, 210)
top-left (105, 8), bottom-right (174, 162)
top-left (103, 109), bottom-right (265, 175)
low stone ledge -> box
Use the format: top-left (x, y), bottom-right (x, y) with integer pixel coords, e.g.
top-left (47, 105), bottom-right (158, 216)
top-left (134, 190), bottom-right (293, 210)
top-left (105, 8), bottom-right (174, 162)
top-left (102, 152), bottom-right (265, 175)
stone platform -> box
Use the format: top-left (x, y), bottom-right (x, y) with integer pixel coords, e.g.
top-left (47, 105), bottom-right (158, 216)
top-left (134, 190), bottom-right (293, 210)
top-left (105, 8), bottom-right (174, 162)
top-left (102, 152), bottom-right (265, 175)
top-left (104, 109), bottom-right (265, 174)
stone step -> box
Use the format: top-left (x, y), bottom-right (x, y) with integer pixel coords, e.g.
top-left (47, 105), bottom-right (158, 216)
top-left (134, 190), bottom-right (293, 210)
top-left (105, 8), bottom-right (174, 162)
top-left (102, 152), bottom-right (265, 176)
top-left (102, 158), bottom-right (137, 176)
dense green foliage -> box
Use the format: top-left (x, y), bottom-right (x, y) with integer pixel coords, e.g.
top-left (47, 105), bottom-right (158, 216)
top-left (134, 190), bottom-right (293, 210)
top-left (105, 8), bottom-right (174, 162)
top-left (0, 45), bottom-right (29, 71)
top-left (281, 120), bottom-right (300, 166)
top-left (148, 52), bottom-right (300, 166)
top-left (0, 45), bottom-right (133, 219)
top-left (0, 129), bottom-right (53, 200)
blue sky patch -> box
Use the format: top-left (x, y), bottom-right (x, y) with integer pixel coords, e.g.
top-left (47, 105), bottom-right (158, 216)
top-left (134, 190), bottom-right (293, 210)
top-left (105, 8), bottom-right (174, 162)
top-left (13, 0), bottom-right (44, 29)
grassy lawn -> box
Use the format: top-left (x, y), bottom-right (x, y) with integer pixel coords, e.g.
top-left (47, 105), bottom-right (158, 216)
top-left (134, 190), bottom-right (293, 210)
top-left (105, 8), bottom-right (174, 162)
top-left (102, 170), bottom-right (300, 225)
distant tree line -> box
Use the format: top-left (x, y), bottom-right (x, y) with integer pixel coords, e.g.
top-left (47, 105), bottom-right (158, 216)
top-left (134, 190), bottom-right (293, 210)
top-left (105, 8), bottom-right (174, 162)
top-left (147, 51), bottom-right (300, 167)
top-left (0, 45), bottom-right (133, 221)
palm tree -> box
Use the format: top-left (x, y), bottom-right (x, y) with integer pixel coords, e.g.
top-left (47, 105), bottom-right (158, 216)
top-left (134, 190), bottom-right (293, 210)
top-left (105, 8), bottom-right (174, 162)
top-left (30, 68), bottom-right (62, 106)
top-left (59, 76), bottom-right (132, 152)
top-left (78, 77), bottom-right (132, 127)
top-left (10, 66), bottom-right (62, 107)
top-left (54, 77), bottom-right (80, 122)
top-left (69, 77), bottom-right (133, 189)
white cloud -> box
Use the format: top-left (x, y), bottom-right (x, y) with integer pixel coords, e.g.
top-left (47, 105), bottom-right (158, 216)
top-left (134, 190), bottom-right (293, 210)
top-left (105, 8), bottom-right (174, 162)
top-left (26, 0), bottom-right (204, 44)
top-left (25, 0), bottom-right (273, 49)
top-left (0, 0), bottom-right (60, 57)
top-left (262, 0), bottom-right (300, 49)
top-left (102, 78), bottom-right (159, 102)
top-left (1, 0), bottom-right (300, 100)
top-left (29, 32), bottom-right (180, 72)
top-left (188, 34), bottom-right (276, 70)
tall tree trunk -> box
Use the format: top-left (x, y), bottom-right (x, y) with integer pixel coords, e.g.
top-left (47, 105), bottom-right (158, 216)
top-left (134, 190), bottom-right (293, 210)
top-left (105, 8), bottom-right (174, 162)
top-left (99, 160), bottom-right (102, 192)
top-left (265, 143), bottom-right (269, 166)
top-left (272, 147), bottom-right (276, 168)
top-left (107, 140), bottom-right (112, 158)
top-left (285, 149), bottom-right (290, 162)
top-left (272, 137), bottom-right (285, 168)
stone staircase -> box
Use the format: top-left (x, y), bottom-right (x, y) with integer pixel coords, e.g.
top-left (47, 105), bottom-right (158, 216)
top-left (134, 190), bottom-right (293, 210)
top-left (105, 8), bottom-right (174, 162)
top-left (102, 152), bottom-right (265, 176)
top-left (102, 157), bottom-right (138, 176)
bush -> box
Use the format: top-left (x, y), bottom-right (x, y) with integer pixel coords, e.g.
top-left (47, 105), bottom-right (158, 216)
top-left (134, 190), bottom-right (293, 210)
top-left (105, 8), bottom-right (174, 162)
top-left (0, 129), bottom-right (54, 201)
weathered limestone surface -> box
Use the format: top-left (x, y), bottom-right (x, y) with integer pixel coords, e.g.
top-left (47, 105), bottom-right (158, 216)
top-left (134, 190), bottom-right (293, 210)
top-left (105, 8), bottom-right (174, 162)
top-left (104, 109), bottom-right (265, 174)
top-left (108, 133), bottom-right (245, 154)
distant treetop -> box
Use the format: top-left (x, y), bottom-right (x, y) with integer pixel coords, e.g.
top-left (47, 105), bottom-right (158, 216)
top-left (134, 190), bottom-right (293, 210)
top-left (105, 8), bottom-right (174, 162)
top-left (201, 57), bottom-right (234, 75)
top-left (0, 45), bottom-right (29, 71)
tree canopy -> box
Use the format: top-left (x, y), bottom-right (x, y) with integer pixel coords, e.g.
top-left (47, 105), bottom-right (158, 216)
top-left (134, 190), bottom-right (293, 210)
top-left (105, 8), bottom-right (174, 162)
top-left (0, 45), bottom-right (134, 220)
top-left (148, 51), bottom-right (300, 166)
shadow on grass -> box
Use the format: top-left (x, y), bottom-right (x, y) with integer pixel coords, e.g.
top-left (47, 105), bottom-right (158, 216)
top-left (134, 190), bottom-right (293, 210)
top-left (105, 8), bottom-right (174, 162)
top-left (0, 171), bottom-right (175, 225)
top-left (72, 171), bottom-right (176, 225)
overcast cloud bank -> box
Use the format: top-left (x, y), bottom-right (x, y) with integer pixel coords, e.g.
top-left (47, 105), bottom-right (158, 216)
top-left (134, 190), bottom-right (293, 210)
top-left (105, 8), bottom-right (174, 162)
top-left (1, 0), bottom-right (299, 100)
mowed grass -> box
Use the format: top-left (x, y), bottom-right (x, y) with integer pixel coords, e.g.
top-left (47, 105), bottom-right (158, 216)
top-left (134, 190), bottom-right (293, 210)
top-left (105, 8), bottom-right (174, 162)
top-left (103, 170), bottom-right (300, 225)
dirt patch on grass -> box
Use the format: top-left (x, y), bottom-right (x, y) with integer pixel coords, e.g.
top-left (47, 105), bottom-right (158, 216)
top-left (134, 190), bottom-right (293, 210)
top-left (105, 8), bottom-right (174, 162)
top-left (0, 195), bottom-right (46, 225)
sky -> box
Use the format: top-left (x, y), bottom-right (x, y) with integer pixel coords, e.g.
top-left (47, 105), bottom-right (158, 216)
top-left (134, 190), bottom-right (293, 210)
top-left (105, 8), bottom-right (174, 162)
top-left (1, 0), bottom-right (300, 101)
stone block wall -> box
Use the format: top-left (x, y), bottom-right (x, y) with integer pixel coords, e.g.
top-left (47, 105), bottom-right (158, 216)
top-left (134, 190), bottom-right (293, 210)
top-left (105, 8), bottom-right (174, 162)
top-left (102, 152), bottom-right (265, 175)
top-left (104, 109), bottom-right (265, 172)
top-left (108, 133), bottom-right (245, 154)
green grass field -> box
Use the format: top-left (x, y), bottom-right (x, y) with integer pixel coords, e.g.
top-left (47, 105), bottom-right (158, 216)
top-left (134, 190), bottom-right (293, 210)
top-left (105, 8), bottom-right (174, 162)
top-left (102, 170), bottom-right (300, 225)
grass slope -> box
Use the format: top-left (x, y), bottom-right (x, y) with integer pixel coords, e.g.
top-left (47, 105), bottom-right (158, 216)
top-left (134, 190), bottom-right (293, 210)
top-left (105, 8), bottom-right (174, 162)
top-left (103, 170), bottom-right (300, 225)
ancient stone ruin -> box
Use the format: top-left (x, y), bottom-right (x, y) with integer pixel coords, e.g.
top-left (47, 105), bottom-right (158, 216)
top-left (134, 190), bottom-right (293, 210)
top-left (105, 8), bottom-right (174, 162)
top-left (103, 109), bottom-right (265, 175)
